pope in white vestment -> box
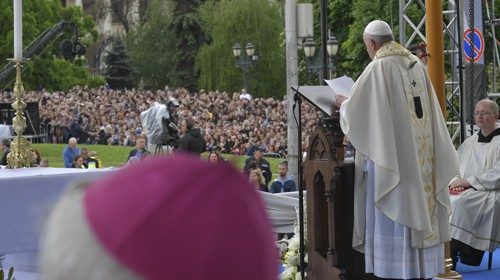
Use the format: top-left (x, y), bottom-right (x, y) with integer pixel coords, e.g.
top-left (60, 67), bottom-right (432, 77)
top-left (449, 99), bottom-right (500, 266)
top-left (336, 20), bottom-right (459, 279)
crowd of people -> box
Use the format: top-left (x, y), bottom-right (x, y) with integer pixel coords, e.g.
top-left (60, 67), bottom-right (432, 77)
top-left (1, 19), bottom-right (499, 280)
top-left (0, 86), bottom-right (322, 157)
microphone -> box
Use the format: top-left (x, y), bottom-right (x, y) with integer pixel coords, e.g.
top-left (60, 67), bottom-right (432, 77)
top-left (293, 60), bottom-right (333, 111)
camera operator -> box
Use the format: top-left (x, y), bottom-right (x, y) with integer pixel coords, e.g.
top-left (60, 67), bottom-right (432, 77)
top-left (163, 98), bottom-right (180, 149)
top-left (178, 117), bottom-right (206, 156)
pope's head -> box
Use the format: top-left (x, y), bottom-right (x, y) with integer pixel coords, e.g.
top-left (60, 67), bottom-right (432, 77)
top-left (363, 20), bottom-right (394, 59)
top-left (40, 155), bottom-right (278, 280)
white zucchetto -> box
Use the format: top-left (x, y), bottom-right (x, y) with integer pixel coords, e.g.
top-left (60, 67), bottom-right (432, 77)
top-left (364, 20), bottom-right (392, 36)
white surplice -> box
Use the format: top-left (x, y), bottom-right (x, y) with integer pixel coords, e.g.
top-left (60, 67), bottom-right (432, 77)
top-left (450, 132), bottom-right (500, 252)
top-left (340, 41), bottom-right (458, 279)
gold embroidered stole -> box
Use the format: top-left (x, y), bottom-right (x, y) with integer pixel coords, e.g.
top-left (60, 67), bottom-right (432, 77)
top-left (376, 41), bottom-right (439, 246)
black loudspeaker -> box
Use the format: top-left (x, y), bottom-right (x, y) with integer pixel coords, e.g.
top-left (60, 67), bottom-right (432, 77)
top-left (0, 102), bottom-right (40, 135)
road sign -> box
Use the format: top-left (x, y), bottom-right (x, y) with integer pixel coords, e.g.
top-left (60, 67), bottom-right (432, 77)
top-left (463, 27), bottom-right (484, 63)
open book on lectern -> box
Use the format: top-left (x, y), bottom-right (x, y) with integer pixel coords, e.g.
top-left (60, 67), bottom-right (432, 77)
top-left (293, 75), bottom-right (354, 117)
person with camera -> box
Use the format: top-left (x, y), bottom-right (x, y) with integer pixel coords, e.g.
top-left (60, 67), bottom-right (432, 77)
top-left (163, 98), bottom-right (180, 149)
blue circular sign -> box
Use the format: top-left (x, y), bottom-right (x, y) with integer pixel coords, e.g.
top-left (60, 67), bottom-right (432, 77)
top-left (463, 28), bottom-right (484, 63)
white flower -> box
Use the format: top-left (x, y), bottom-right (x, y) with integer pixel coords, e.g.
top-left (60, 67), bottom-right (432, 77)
top-left (288, 237), bottom-right (300, 251)
top-left (285, 254), bottom-right (299, 266)
top-left (277, 240), bottom-right (289, 254)
top-left (295, 271), bottom-right (307, 280)
top-left (278, 198), bottom-right (307, 280)
top-left (279, 271), bottom-right (294, 280)
top-left (285, 266), bottom-right (297, 275)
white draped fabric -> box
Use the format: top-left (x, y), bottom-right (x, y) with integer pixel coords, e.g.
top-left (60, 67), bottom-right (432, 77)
top-left (0, 167), bottom-right (300, 276)
top-left (0, 167), bottom-right (115, 273)
top-left (0, 124), bottom-right (13, 140)
top-left (259, 191), bottom-right (301, 233)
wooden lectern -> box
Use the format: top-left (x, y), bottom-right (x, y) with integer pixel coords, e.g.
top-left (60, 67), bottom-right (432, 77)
top-left (301, 100), bottom-right (373, 279)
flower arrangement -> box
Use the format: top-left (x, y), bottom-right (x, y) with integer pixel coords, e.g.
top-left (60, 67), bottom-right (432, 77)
top-left (277, 199), bottom-right (307, 280)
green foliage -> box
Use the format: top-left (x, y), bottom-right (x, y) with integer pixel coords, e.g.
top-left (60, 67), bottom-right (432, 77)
top-left (60, 5), bottom-right (99, 44)
top-left (104, 36), bottom-right (135, 89)
top-left (22, 58), bottom-right (104, 91)
top-left (327, 0), bottom-right (355, 78)
top-left (341, 0), bottom-right (398, 78)
top-left (127, 0), bottom-right (177, 89)
top-left (196, 0), bottom-right (285, 98)
top-left (0, 0), bottom-right (100, 90)
top-left (299, 0), bottom-right (355, 82)
top-left (0, 0), bottom-right (62, 62)
top-left (170, 0), bottom-right (209, 91)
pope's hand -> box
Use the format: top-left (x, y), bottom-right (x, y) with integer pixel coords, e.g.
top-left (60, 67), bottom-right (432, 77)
top-left (335, 95), bottom-right (348, 108)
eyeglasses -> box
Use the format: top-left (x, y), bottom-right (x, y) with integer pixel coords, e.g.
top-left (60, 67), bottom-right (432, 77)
top-left (473, 112), bottom-right (495, 117)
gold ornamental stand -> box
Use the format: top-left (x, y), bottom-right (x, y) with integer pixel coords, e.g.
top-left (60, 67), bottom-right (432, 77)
top-left (6, 60), bottom-right (32, 168)
top-left (435, 241), bottom-right (462, 280)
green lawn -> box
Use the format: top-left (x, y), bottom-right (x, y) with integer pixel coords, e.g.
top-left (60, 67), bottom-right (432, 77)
top-left (29, 144), bottom-right (283, 176)
top-left (32, 144), bottom-right (132, 168)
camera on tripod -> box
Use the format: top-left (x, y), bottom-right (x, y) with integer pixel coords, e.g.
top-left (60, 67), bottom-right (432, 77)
top-left (140, 98), bottom-right (181, 152)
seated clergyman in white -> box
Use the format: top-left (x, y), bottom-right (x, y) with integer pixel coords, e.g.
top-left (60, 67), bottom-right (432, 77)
top-left (449, 98), bottom-right (500, 268)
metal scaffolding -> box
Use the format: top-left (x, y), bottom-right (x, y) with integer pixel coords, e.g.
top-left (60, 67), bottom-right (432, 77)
top-left (399, 0), bottom-right (499, 142)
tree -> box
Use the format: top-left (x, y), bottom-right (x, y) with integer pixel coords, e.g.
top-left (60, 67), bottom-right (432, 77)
top-left (170, 0), bottom-right (209, 91)
top-left (88, 0), bottom-right (149, 33)
top-left (298, 0), bottom-right (355, 84)
top-left (104, 36), bottom-right (135, 89)
top-left (0, 0), bottom-right (102, 91)
top-left (339, 0), bottom-right (398, 78)
top-left (196, 0), bottom-right (285, 97)
top-left (127, 0), bottom-right (177, 89)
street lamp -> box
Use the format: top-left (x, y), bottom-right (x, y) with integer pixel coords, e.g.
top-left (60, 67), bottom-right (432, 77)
top-left (303, 35), bottom-right (340, 83)
top-left (233, 42), bottom-right (258, 91)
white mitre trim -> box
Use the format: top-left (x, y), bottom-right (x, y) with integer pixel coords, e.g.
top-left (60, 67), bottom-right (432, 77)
top-left (364, 20), bottom-right (392, 36)
top-left (40, 182), bottom-right (140, 280)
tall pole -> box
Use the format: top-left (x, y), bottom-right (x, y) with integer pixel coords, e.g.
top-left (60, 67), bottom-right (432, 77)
top-left (320, 0), bottom-right (328, 82)
top-left (427, 2), bottom-right (462, 279)
top-left (426, 1), bottom-right (447, 116)
top-left (285, 0), bottom-right (299, 184)
top-left (7, 0), bottom-right (32, 168)
top-left (243, 66), bottom-right (248, 91)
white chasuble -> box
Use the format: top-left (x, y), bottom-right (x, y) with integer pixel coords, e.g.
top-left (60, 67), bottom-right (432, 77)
top-left (340, 41), bottom-right (459, 278)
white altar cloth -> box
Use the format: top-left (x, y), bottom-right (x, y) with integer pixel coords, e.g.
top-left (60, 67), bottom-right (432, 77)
top-left (0, 167), bottom-right (115, 274)
top-left (259, 191), bottom-right (302, 233)
top-left (0, 168), bottom-right (300, 277)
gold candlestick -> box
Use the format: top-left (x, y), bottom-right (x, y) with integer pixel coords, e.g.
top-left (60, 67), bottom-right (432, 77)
top-left (6, 60), bottom-right (32, 168)
top-left (435, 241), bottom-right (462, 280)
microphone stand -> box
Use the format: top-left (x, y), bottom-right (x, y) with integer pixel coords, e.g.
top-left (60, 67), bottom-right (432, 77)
top-left (292, 60), bottom-right (337, 279)
top-left (295, 91), bottom-right (305, 280)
